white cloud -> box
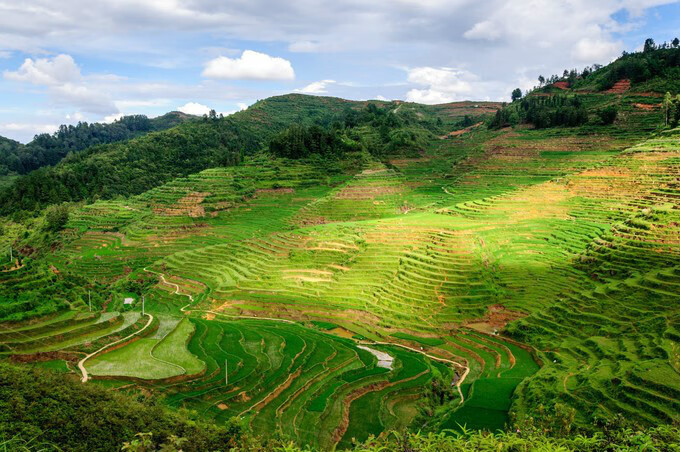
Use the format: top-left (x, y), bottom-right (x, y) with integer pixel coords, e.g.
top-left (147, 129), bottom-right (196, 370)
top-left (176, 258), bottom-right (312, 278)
top-left (0, 122), bottom-right (58, 135)
top-left (202, 50), bottom-right (295, 81)
top-left (288, 41), bottom-right (322, 53)
top-left (572, 37), bottom-right (622, 63)
top-left (463, 20), bottom-right (502, 41)
top-left (177, 101), bottom-right (249, 117)
top-left (405, 67), bottom-right (475, 104)
top-left (177, 102), bottom-right (211, 116)
top-left (4, 54), bottom-right (81, 85)
top-left (103, 113), bottom-right (124, 123)
top-left (296, 79), bottom-right (336, 94)
top-left (65, 112), bottom-right (85, 121)
top-left (4, 54), bottom-right (117, 116)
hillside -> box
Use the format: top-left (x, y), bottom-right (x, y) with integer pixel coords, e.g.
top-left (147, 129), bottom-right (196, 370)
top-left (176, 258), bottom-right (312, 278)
top-left (0, 49), bottom-right (679, 450)
top-left (0, 96), bottom-right (496, 213)
top-left (0, 111), bottom-right (195, 178)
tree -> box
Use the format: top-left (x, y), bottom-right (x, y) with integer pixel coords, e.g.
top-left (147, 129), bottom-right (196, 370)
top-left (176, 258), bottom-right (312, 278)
top-left (44, 204), bottom-right (69, 232)
top-left (643, 38), bottom-right (656, 53)
top-left (673, 37), bottom-right (680, 48)
top-left (511, 88), bottom-right (523, 102)
top-left (598, 105), bottom-right (618, 125)
top-left (664, 92), bottom-right (673, 126)
top-left (538, 75), bottom-right (545, 86)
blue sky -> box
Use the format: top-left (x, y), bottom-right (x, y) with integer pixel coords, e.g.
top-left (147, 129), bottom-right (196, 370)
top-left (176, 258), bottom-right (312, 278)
top-left (0, 0), bottom-right (679, 142)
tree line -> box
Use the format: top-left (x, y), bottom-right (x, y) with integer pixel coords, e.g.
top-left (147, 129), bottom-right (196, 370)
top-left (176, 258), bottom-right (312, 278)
top-left (0, 113), bottom-right (191, 176)
top-left (268, 103), bottom-right (433, 160)
top-left (0, 119), bottom-right (253, 214)
top-left (519, 37), bottom-right (680, 95)
top-left (490, 95), bottom-right (596, 129)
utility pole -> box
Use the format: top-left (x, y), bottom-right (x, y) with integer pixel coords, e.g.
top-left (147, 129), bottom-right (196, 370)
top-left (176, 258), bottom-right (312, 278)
top-left (225, 359), bottom-right (228, 386)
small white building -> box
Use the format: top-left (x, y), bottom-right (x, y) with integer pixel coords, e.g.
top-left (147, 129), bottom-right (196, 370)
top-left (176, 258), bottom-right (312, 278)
top-left (123, 297), bottom-right (135, 305)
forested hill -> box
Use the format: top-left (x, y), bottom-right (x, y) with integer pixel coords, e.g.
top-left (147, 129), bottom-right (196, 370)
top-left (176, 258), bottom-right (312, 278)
top-left (0, 95), bottom-right (488, 214)
top-left (0, 111), bottom-right (194, 177)
top-left (0, 135), bottom-right (23, 170)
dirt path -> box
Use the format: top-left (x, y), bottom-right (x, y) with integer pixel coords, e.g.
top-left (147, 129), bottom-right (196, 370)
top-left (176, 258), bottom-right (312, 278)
top-left (78, 313), bottom-right (154, 383)
top-left (364, 340), bottom-right (469, 403)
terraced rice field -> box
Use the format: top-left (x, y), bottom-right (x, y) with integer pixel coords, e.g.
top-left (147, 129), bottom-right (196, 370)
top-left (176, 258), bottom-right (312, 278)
top-left (2, 96), bottom-right (678, 447)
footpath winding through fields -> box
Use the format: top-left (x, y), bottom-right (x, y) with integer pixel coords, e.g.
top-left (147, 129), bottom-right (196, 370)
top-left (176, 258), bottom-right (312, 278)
top-left (365, 340), bottom-right (469, 403)
top-left (78, 313), bottom-right (154, 383)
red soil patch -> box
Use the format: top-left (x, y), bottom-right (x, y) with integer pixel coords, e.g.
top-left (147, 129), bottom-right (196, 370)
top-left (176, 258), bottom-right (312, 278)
top-left (465, 304), bottom-right (526, 334)
top-left (606, 79), bottom-right (631, 94)
top-left (153, 192), bottom-right (210, 218)
top-left (439, 122), bottom-right (484, 139)
top-left (633, 103), bottom-right (660, 111)
top-left (552, 81), bottom-right (570, 90)
top-left (633, 92), bottom-right (663, 98)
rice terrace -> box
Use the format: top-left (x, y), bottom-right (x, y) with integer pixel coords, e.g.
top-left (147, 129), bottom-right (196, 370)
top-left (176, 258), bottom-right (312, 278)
top-left (1, 4), bottom-right (680, 451)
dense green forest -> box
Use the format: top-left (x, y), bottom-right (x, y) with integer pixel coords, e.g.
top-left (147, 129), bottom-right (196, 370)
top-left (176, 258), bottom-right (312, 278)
top-left (269, 102), bottom-right (434, 159)
top-left (0, 364), bottom-right (233, 452)
top-left (0, 112), bottom-right (193, 176)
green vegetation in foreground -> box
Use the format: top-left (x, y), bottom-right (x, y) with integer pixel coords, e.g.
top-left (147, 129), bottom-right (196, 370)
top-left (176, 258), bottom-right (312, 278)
top-left (2, 363), bottom-right (679, 452)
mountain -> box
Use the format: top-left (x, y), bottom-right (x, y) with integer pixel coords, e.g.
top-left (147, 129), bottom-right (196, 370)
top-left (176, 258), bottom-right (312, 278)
top-left (0, 95), bottom-right (499, 213)
top-left (0, 111), bottom-right (195, 177)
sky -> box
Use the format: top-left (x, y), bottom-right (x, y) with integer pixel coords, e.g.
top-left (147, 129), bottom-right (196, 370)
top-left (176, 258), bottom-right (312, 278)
top-left (0, 0), bottom-right (679, 143)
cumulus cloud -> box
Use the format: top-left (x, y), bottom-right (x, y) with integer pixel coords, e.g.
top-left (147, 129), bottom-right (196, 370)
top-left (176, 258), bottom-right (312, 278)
top-left (405, 67), bottom-right (475, 104)
top-left (296, 79), bottom-right (336, 94)
top-left (572, 37), bottom-right (623, 63)
top-left (177, 101), bottom-right (211, 116)
top-left (4, 54), bottom-right (81, 85)
top-left (177, 101), bottom-right (249, 117)
top-left (4, 54), bottom-right (117, 116)
top-left (202, 50), bottom-right (295, 81)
